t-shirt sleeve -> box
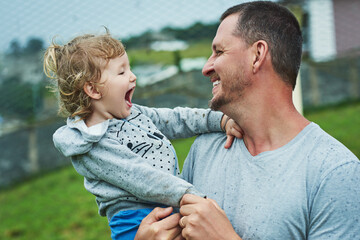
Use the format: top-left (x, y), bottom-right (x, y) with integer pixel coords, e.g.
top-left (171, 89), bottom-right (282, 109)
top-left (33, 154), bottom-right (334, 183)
top-left (308, 161), bottom-right (360, 239)
top-left (180, 136), bottom-right (201, 183)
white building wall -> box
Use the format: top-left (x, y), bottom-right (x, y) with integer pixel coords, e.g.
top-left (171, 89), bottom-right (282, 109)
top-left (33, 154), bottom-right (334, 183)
top-left (308, 0), bottom-right (336, 61)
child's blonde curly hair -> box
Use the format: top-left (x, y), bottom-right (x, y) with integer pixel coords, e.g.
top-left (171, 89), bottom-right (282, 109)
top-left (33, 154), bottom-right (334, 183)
top-left (44, 33), bottom-right (125, 120)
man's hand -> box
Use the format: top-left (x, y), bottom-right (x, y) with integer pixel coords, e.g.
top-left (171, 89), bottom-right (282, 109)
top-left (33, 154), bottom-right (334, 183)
top-left (135, 207), bottom-right (184, 240)
top-left (221, 115), bottom-right (243, 149)
top-left (179, 194), bottom-right (242, 240)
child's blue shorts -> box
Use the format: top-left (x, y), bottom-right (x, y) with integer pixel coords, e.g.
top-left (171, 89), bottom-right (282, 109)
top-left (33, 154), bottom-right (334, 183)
top-left (109, 208), bottom-right (153, 240)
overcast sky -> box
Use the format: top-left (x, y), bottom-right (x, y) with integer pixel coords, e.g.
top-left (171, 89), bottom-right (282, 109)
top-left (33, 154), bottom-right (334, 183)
top-left (0, 0), bottom-right (255, 52)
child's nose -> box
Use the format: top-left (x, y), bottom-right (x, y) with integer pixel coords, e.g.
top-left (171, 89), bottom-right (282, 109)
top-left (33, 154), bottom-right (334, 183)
top-left (130, 71), bottom-right (137, 82)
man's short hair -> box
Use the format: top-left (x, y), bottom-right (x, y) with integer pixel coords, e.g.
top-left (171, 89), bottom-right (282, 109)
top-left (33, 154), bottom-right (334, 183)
top-left (221, 1), bottom-right (303, 89)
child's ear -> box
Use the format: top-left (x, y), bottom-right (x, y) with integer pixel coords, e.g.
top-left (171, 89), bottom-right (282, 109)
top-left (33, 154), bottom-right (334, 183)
top-left (84, 82), bottom-right (102, 100)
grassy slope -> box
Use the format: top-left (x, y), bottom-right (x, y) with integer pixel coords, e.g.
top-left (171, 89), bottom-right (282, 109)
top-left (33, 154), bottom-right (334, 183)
top-left (0, 166), bottom-right (110, 240)
top-left (127, 40), bottom-right (212, 65)
top-left (0, 102), bottom-right (359, 239)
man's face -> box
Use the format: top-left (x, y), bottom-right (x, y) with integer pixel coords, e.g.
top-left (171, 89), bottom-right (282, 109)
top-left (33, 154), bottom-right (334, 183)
top-left (202, 14), bottom-right (253, 111)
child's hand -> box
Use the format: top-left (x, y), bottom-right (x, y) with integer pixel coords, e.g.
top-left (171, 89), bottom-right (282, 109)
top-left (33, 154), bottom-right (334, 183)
top-left (221, 115), bottom-right (243, 149)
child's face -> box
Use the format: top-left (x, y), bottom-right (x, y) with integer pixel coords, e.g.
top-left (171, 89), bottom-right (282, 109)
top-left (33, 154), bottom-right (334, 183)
top-left (97, 52), bottom-right (137, 119)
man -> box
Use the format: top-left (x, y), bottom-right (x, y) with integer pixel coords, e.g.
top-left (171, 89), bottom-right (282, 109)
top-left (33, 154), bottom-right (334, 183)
top-left (136, 1), bottom-right (360, 239)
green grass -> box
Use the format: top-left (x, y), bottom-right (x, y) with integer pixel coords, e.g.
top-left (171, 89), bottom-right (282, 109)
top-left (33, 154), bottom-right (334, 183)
top-left (128, 40), bottom-right (212, 65)
top-left (174, 136), bottom-right (196, 170)
top-left (0, 167), bottom-right (110, 240)
top-left (0, 102), bottom-right (359, 239)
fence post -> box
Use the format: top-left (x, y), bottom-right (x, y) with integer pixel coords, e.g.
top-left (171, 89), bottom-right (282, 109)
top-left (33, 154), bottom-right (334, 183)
top-left (349, 59), bottom-right (359, 99)
top-left (309, 64), bottom-right (321, 106)
top-left (28, 127), bottom-right (39, 173)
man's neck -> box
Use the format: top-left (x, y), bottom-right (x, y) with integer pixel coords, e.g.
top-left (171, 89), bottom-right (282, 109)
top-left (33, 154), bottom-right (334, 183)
top-left (226, 97), bottom-right (310, 157)
top-left (242, 114), bottom-right (310, 156)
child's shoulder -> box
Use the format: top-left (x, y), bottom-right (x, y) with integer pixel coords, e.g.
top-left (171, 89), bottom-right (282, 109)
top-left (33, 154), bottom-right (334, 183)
top-left (53, 118), bottom-right (112, 157)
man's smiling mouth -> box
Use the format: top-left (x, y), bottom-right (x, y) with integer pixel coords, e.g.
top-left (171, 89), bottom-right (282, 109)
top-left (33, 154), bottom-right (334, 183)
top-left (213, 80), bottom-right (220, 87)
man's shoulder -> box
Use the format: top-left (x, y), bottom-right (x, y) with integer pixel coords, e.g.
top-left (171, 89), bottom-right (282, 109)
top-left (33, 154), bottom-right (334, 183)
top-left (188, 132), bottom-right (223, 153)
top-left (305, 123), bottom-right (359, 176)
top-left (194, 132), bottom-right (226, 145)
top-left (310, 123), bottom-right (358, 159)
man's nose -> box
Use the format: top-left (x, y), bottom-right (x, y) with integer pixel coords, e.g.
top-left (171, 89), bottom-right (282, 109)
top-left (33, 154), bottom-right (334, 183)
top-left (202, 56), bottom-right (214, 77)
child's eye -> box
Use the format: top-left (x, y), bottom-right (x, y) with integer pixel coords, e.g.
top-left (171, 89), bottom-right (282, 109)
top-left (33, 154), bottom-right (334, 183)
top-left (118, 72), bottom-right (125, 75)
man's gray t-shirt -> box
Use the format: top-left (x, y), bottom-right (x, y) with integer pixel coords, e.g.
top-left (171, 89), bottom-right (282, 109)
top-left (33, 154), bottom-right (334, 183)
top-left (181, 122), bottom-right (360, 239)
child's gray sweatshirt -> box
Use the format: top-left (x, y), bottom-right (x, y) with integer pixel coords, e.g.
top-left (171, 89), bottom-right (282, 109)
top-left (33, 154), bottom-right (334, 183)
top-left (53, 104), bottom-right (223, 221)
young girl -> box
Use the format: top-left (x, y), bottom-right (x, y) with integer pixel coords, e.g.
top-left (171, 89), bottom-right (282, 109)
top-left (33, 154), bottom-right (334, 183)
top-left (44, 32), bottom-right (241, 239)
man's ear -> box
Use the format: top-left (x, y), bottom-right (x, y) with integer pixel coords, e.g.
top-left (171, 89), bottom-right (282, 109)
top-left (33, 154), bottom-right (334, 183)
top-left (251, 40), bottom-right (269, 74)
top-left (84, 82), bottom-right (102, 100)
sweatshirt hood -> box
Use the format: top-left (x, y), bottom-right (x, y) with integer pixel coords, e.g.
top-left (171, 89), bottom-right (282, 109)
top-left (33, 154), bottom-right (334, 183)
top-left (53, 117), bottom-right (109, 157)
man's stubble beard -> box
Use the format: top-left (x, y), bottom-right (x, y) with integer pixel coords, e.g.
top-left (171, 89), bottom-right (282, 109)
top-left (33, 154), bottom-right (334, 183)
top-left (209, 94), bottom-right (230, 111)
top-left (209, 72), bottom-right (251, 111)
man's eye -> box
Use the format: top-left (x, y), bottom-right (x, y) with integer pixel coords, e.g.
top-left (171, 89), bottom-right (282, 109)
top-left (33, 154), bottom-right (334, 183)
top-left (215, 50), bottom-right (223, 55)
top-left (118, 72), bottom-right (125, 75)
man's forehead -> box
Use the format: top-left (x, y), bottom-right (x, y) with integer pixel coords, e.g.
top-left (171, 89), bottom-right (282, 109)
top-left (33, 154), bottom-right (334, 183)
top-left (218, 14), bottom-right (238, 33)
top-left (212, 14), bottom-right (238, 46)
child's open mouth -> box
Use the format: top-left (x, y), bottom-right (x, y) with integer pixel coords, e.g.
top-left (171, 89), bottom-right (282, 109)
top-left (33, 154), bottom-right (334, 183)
top-left (125, 87), bottom-right (135, 108)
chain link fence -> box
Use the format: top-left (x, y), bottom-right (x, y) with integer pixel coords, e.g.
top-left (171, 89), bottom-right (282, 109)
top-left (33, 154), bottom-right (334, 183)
top-left (0, 0), bottom-right (359, 187)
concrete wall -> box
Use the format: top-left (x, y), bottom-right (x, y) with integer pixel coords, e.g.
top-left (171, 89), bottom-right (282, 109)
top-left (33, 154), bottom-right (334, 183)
top-left (0, 120), bottom-right (68, 188)
top-left (301, 57), bottom-right (360, 107)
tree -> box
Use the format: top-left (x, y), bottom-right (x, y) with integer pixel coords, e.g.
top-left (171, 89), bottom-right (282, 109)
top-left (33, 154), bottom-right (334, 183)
top-left (24, 38), bottom-right (44, 55)
top-left (0, 75), bottom-right (44, 121)
top-left (160, 22), bottom-right (218, 42)
top-left (8, 39), bottom-right (22, 57)
top-left (7, 37), bottom-right (45, 56)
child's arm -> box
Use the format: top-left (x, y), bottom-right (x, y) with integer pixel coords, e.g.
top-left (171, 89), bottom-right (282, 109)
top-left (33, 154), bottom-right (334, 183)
top-left (133, 104), bottom-right (242, 148)
top-left (76, 137), bottom-right (205, 207)
top-left (132, 104), bottom-right (222, 139)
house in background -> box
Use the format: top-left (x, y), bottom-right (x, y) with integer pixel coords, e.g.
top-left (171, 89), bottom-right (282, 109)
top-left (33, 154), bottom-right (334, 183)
top-left (304, 0), bottom-right (360, 61)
